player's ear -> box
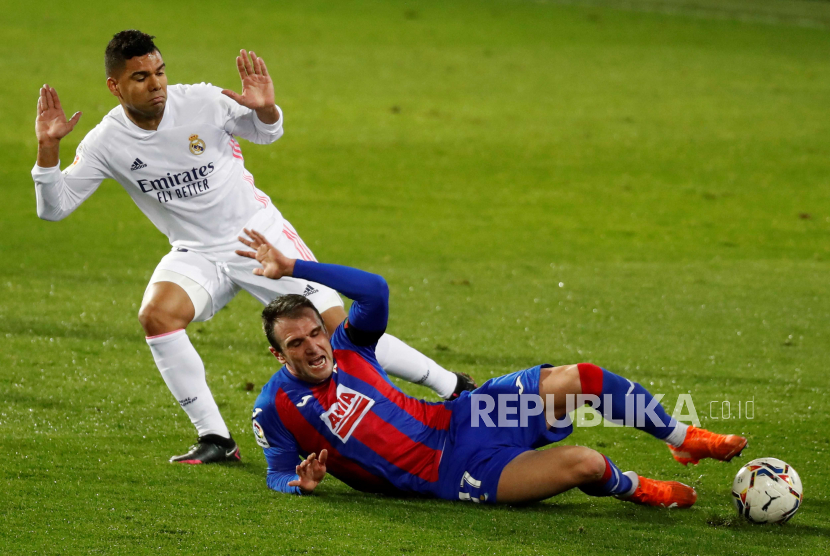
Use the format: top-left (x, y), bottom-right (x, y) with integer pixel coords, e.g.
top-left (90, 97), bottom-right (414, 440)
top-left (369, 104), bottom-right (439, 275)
top-left (269, 346), bottom-right (286, 364)
top-left (106, 77), bottom-right (121, 99)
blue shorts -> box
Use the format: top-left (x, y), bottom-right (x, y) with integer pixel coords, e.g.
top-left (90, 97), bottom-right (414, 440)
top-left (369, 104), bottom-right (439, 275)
top-left (434, 364), bottom-right (573, 504)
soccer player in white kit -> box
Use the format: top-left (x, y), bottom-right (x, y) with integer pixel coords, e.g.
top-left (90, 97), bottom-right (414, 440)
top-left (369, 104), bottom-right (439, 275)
top-left (32, 30), bottom-right (475, 464)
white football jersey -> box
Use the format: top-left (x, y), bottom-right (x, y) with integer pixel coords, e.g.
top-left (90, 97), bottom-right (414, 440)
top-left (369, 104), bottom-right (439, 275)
top-left (32, 83), bottom-right (284, 255)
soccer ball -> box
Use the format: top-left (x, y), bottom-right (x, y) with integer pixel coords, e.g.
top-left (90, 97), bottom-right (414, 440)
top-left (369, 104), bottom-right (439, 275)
top-left (732, 457), bottom-right (803, 524)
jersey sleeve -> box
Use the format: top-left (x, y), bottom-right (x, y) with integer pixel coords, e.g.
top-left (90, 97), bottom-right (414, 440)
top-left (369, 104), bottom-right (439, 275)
top-left (32, 135), bottom-right (110, 221)
top-left (292, 260), bottom-right (389, 342)
top-left (252, 404), bottom-right (305, 495)
top-left (215, 87), bottom-right (284, 145)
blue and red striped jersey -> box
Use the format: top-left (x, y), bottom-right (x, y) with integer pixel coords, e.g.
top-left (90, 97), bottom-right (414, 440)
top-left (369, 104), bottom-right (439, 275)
top-left (252, 259), bottom-right (454, 496)
top-left (253, 325), bottom-right (453, 495)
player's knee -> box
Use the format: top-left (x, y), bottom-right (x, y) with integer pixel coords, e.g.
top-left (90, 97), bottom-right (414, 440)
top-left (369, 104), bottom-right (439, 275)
top-left (563, 364), bottom-right (581, 390)
top-left (138, 302), bottom-right (182, 335)
top-left (542, 364), bottom-right (581, 392)
top-left (577, 449), bottom-right (607, 483)
top-left (137, 303), bottom-right (161, 333)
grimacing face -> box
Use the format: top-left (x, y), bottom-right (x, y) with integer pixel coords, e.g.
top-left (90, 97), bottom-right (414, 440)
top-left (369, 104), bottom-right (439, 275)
top-left (107, 50), bottom-right (168, 120)
top-left (270, 308), bottom-right (335, 384)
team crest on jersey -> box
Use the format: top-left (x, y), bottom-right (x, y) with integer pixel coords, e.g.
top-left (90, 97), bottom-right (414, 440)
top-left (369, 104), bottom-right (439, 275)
top-left (252, 408), bottom-right (270, 448)
top-left (189, 134), bottom-right (206, 155)
top-left (320, 384), bottom-right (374, 443)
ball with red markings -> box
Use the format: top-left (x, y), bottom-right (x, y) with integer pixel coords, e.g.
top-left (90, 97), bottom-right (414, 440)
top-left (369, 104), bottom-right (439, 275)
top-left (732, 457), bottom-right (803, 524)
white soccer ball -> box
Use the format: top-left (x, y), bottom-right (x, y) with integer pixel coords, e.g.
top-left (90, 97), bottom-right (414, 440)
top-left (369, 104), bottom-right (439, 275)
top-left (732, 457), bottom-right (803, 524)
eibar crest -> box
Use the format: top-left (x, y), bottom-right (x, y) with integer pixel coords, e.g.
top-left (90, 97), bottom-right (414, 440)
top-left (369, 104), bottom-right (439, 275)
top-left (189, 134), bottom-right (206, 155)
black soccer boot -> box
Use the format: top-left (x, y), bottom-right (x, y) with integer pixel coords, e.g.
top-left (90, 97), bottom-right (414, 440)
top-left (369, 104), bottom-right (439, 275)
top-left (447, 372), bottom-right (478, 400)
top-left (169, 434), bottom-right (241, 464)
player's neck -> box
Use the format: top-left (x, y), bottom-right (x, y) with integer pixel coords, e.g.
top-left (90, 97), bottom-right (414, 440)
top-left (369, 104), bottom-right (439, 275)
top-left (123, 104), bottom-right (164, 131)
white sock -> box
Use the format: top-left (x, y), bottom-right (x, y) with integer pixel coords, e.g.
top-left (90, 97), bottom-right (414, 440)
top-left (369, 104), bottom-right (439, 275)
top-left (664, 422), bottom-right (690, 448)
top-left (375, 334), bottom-right (458, 399)
top-left (617, 471), bottom-right (640, 498)
top-left (146, 329), bottom-right (230, 439)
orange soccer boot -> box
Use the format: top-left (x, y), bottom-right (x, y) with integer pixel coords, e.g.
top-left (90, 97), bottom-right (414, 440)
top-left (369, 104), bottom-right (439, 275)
top-left (668, 426), bottom-right (747, 466)
top-left (619, 472), bottom-right (697, 509)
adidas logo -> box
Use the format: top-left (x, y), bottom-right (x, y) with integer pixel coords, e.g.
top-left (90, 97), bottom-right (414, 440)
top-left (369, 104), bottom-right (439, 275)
top-left (302, 285), bottom-right (318, 297)
top-left (130, 158), bottom-right (147, 171)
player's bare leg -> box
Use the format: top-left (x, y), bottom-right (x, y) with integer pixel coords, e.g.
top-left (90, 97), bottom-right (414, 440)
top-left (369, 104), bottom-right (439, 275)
top-left (496, 445), bottom-right (607, 503)
top-left (318, 305), bottom-right (474, 399)
top-left (492, 363), bottom-right (752, 506)
top-left (497, 443), bottom-right (694, 508)
top-left (140, 282), bottom-right (239, 464)
top-left (139, 281), bottom-right (194, 336)
top-left (540, 364), bottom-right (700, 504)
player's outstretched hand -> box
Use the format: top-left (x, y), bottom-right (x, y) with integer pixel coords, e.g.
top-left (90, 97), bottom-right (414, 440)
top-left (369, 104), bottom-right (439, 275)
top-left (236, 228), bottom-right (295, 279)
top-left (288, 449), bottom-right (328, 494)
top-left (36, 85), bottom-right (82, 146)
top-left (221, 50), bottom-right (275, 112)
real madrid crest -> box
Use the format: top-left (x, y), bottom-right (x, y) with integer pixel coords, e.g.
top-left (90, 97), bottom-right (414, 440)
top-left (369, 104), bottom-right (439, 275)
top-left (189, 134), bottom-right (206, 155)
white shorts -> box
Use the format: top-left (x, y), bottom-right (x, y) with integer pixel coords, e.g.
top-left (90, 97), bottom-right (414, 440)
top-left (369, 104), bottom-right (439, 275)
top-left (144, 212), bottom-right (343, 322)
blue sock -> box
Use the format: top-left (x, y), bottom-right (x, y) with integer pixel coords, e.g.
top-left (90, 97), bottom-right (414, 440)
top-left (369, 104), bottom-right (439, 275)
top-left (578, 363), bottom-right (678, 441)
top-left (579, 455), bottom-right (634, 497)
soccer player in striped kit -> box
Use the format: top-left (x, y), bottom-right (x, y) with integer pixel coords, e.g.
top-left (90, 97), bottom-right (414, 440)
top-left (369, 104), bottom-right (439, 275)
top-left (241, 229), bottom-right (747, 506)
top-left (31, 30), bottom-right (474, 464)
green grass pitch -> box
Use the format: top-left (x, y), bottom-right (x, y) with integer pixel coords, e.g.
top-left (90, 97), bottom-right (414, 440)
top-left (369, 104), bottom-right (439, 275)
top-left (2, 0), bottom-right (829, 554)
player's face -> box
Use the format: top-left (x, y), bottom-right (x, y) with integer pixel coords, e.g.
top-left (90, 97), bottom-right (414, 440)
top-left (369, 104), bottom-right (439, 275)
top-left (271, 309), bottom-right (334, 383)
top-left (107, 51), bottom-right (168, 119)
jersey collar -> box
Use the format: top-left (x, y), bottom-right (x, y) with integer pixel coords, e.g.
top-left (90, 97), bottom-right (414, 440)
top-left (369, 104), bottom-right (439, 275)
top-left (119, 100), bottom-right (175, 134)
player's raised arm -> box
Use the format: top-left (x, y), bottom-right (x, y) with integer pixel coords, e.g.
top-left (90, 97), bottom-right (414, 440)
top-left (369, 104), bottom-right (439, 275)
top-left (35, 85), bottom-right (82, 168)
top-left (237, 229), bottom-right (389, 334)
top-left (221, 49), bottom-right (280, 126)
top-left (32, 85), bottom-right (108, 221)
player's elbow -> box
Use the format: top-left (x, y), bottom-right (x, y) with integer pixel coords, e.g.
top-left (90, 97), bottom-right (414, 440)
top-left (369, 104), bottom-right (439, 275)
top-left (373, 274), bottom-right (389, 298)
top-left (35, 196), bottom-right (71, 221)
top-left (36, 207), bottom-right (64, 222)
top-left (368, 274), bottom-right (390, 306)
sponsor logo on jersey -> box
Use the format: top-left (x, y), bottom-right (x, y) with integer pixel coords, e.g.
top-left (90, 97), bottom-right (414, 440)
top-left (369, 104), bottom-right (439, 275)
top-left (131, 158), bottom-right (147, 171)
top-left (251, 408), bottom-right (270, 448)
top-left (137, 163), bottom-right (216, 204)
top-left (302, 285), bottom-right (319, 297)
top-left (137, 163), bottom-right (215, 193)
top-left (320, 384), bottom-right (374, 443)
top-left (189, 134), bottom-right (206, 155)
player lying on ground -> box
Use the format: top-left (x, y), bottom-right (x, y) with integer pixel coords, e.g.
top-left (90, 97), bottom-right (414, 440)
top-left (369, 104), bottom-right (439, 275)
top-left (238, 230), bottom-right (748, 506)
top-left (32, 30), bottom-right (474, 465)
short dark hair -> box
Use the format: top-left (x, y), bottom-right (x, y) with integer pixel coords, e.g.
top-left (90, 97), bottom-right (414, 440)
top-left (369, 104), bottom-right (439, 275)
top-left (262, 295), bottom-right (324, 352)
top-left (105, 30), bottom-right (160, 77)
